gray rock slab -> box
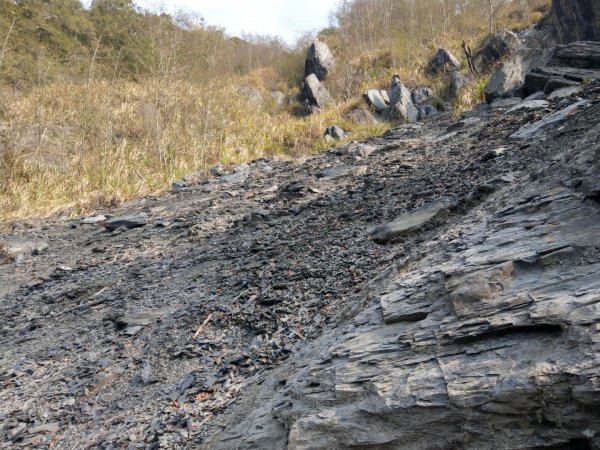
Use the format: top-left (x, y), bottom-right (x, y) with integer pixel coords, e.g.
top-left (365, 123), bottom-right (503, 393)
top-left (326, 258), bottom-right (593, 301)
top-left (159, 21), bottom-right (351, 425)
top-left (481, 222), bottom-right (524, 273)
top-left (484, 47), bottom-right (554, 102)
top-left (316, 165), bottom-right (368, 180)
top-left (363, 89), bottom-right (388, 112)
top-left (80, 214), bottom-right (107, 225)
top-left (207, 181), bottom-right (600, 450)
top-left (368, 201), bottom-right (449, 244)
top-left (491, 97), bottom-right (522, 110)
top-left (547, 85), bottom-right (584, 100)
top-left (301, 74), bottom-right (333, 109)
top-left (510, 100), bottom-right (589, 139)
top-left (104, 213), bottom-right (148, 231)
top-left (504, 99), bottom-right (549, 114)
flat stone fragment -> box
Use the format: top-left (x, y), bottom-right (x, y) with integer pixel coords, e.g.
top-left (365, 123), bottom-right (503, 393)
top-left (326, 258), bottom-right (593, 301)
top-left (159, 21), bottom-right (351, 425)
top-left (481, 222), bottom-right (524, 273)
top-left (505, 99), bottom-right (549, 114)
top-left (316, 165), bottom-right (367, 180)
top-left (547, 85), bottom-right (584, 100)
top-left (81, 214), bottom-right (107, 225)
top-left (104, 213), bottom-right (148, 231)
top-left (368, 201), bottom-right (449, 244)
top-left (0, 238), bottom-right (48, 264)
top-left (491, 97), bottom-right (522, 109)
top-left (510, 100), bottom-right (589, 139)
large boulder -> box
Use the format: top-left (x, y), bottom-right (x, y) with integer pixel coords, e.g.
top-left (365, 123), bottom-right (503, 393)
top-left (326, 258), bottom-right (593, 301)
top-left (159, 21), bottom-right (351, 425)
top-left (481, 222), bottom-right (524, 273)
top-left (474, 29), bottom-right (520, 72)
top-left (304, 39), bottom-right (335, 81)
top-left (484, 47), bottom-right (554, 102)
top-left (383, 75), bottom-right (418, 123)
top-left (426, 48), bottom-right (462, 74)
top-left (301, 74), bottom-right (333, 110)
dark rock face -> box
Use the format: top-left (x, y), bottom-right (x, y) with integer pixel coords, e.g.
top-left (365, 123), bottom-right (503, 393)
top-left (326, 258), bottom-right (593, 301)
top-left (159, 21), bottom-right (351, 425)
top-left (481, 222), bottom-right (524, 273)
top-left (426, 48), bottom-right (462, 74)
top-left (474, 29), bottom-right (520, 72)
top-left (543, 0), bottom-right (600, 43)
top-left (304, 39), bottom-right (335, 81)
top-left (104, 214), bottom-right (148, 231)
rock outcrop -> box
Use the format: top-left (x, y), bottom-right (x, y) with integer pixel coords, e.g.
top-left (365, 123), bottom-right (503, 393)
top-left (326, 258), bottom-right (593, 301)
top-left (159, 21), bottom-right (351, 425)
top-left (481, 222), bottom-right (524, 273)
top-left (206, 84), bottom-right (600, 449)
top-left (541, 0), bottom-right (600, 43)
top-left (304, 39), bottom-right (335, 81)
top-left (363, 89), bottom-right (389, 112)
top-left (523, 41), bottom-right (600, 96)
top-left (484, 47), bottom-right (554, 102)
top-left (484, 0), bottom-right (600, 103)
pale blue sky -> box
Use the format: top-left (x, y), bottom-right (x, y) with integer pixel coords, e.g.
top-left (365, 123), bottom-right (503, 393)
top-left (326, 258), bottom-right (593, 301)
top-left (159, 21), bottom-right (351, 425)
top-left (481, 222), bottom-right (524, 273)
top-left (133, 0), bottom-right (340, 44)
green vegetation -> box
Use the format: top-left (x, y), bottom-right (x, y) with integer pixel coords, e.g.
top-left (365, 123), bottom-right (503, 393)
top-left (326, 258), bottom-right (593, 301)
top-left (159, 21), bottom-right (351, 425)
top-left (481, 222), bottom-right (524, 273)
top-left (0, 0), bottom-right (549, 220)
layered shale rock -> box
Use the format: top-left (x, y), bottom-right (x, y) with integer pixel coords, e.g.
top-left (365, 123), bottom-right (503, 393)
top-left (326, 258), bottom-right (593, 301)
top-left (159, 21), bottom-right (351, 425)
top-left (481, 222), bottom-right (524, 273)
top-left (206, 88), bottom-right (600, 449)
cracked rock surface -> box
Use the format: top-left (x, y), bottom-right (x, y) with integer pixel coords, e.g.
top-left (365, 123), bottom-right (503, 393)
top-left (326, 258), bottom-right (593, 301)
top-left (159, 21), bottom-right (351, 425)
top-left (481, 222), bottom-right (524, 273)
top-left (1, 83), bottom-right (600, 449)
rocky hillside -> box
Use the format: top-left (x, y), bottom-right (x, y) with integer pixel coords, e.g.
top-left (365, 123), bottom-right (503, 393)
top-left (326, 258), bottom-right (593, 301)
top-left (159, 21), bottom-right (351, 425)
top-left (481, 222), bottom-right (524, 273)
top-left (2, 2), bottom-right (600, 450)
top-left (2, 67), bottom-right (600, 449)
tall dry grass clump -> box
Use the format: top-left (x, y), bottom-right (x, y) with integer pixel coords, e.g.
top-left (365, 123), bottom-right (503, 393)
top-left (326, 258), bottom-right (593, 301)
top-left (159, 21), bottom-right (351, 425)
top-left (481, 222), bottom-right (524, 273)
top-left (0, 75), bottom-right (387, 220)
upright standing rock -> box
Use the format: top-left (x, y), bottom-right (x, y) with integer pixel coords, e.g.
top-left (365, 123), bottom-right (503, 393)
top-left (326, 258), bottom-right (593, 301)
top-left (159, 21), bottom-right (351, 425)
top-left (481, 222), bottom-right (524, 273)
top-left (305, 39), bottom-right (336, 81)
top-left (426, 48), bottom-right (462, 74)
top-left (301, 74), bottom-right (333, 110)
top-left (383, 75), bottom-right (418, 123)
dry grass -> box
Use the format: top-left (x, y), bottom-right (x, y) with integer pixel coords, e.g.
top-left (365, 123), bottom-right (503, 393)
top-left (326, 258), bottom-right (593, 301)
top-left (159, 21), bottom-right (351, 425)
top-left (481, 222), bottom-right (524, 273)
top-left (0, 75), bottom-right (388, 220)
